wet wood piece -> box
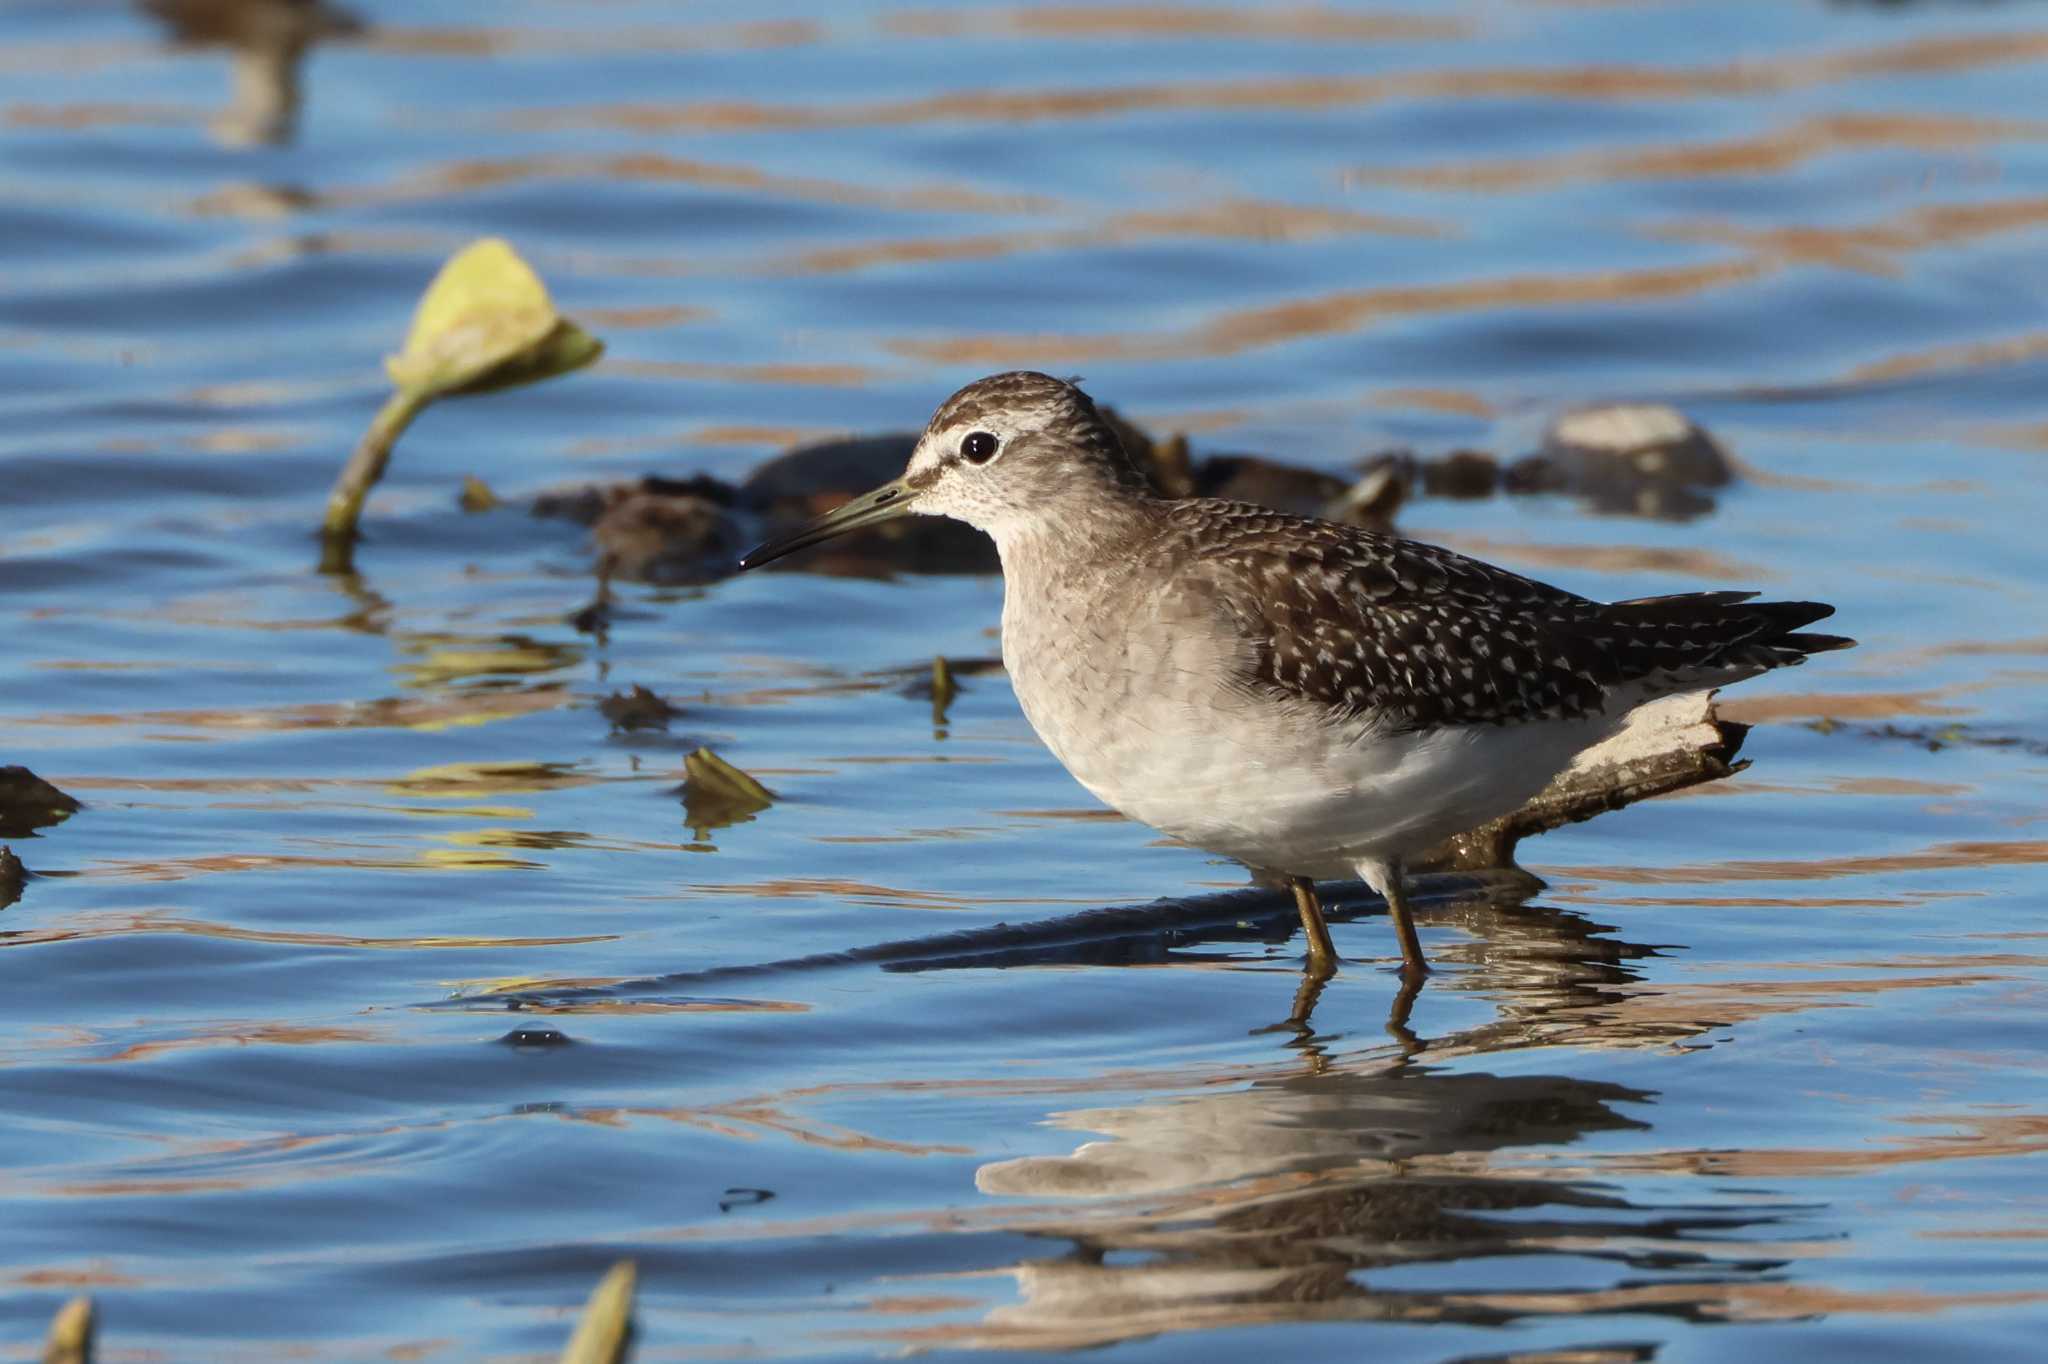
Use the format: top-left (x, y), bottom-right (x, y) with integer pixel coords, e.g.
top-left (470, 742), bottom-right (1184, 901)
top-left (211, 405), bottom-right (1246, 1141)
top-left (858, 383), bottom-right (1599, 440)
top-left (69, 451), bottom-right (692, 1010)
top-left (1413, 689), bottom-right (1748, 874)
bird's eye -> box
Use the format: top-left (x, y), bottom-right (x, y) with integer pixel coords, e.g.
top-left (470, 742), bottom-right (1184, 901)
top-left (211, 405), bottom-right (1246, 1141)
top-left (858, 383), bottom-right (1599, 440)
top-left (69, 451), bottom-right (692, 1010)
top-left (960, 431), bottom-right (1000, 465)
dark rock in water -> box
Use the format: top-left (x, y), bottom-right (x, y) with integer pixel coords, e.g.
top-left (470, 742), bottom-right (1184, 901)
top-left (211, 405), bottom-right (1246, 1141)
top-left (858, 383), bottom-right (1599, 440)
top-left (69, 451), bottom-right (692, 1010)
top-left (0, 767), bottom-right (81, 839)
top-left (1098, 406), bottom-right (1178, 496)
top-left (1193, 455), bottom-right (1350, 518)
top-left (1144, 432), bottom-right (1196, 499)
top-left (530, 472), bottom-right (747, 586)
top-left (1526, 403), bottom-right (1734, 522)
top-left (1192, 450), bottom-right (1408, 532)
top-left (1362, 448), bottom-right (1489, 515)
top-left (0, 846), bottom-right (25, 908)
top-left (1547, 404), bottom-right (1733, 486)
top-left (593, 490), bottom-right (747, 585)
top-left (599, 684), bottom-right (680, 732)
top-left (1420, 449), bottom-right (1500, 499)
top-left (1326, 458), bottom-right (1409, 534)
top-left (533, 481), bottom-right (627, 528)
top-left (533, 473), bottom-right (737, 527)
top-left (769, 500), bottom-right (997, 576)
top-left (1501, 451), bottom-right (1567, 495)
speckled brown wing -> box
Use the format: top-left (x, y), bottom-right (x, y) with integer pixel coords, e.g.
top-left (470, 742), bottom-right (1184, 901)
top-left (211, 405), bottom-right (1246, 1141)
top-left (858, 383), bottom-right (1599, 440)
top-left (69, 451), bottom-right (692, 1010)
top-left (1164, 500), bottom-right (1850, 732)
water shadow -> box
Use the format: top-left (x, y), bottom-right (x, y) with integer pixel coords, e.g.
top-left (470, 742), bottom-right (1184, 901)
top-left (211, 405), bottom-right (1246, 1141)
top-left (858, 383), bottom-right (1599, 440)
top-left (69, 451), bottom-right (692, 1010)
top-left (427, 871), bottom-right (1691, 1066)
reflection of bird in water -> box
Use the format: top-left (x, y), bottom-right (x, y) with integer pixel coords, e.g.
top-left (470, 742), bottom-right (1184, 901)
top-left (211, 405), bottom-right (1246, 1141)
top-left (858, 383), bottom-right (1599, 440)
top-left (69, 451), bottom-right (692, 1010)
top-left (979, 1065), bottom-right (1651, 1198)
top-left (966, 1055), bottom-right (1799, 1350)
top-left (139, 0), bottom-right (362, 145)
top-left (740, 372), bottom-right (1853, 991)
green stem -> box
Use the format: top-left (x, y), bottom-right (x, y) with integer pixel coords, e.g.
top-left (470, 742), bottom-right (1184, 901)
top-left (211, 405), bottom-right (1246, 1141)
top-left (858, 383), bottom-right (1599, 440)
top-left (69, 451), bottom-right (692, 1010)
top-left (320, 387), bottom-right (430, 573)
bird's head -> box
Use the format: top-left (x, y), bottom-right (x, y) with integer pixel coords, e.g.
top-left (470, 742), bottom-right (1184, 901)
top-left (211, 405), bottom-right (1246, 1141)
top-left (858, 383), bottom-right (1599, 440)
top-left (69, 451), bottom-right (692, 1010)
top-left (738, 371), bottom-right (1146, 570)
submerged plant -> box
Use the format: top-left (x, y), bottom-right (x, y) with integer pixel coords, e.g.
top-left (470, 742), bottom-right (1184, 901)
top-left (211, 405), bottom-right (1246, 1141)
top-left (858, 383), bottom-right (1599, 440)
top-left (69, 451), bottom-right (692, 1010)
top-left (321, 238), bottom-right (602, 572)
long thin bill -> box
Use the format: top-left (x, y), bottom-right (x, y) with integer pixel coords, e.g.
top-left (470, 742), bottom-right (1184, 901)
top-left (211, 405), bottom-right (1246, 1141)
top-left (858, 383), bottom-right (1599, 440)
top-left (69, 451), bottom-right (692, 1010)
top-left (737, 477), bottom-right (916, 570)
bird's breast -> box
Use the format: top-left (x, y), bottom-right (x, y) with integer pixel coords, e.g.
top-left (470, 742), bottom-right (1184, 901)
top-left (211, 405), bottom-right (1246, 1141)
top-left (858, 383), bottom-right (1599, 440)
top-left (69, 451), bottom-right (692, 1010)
top-left (1001, 571), bottom-right (1275, 829)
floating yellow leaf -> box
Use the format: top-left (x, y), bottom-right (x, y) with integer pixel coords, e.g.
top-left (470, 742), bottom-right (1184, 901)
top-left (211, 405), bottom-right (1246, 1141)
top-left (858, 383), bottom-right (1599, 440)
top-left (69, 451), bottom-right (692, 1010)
top-left (386, 238), bottom-right (601, 398)
top-left (321, 238), bottom-right (604, 570)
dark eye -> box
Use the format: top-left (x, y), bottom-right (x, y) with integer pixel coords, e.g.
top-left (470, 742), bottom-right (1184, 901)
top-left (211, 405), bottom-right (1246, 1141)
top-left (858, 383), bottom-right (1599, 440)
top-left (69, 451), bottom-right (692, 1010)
top-left (960, 431), bottom-right (999, 464)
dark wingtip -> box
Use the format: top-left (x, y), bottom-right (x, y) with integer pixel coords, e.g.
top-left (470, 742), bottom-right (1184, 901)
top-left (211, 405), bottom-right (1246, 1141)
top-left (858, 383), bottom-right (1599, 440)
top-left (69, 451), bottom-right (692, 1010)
top-left (1783, 632), bottom-right (1857, 654)
top-left (1771, 600), bottom-right (1837, 631)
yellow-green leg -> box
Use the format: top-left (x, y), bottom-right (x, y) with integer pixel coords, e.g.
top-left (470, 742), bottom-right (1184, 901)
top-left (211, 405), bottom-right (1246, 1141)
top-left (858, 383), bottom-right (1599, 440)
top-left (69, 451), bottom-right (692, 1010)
top-left (1358, 857), bottom-right (1430, 980)
top-left (1288, 875), bottom-right (1337, 971)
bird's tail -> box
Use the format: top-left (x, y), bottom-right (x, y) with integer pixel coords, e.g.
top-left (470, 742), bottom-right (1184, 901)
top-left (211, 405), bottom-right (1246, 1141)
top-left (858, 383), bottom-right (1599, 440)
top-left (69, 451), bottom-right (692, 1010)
top-left (1594, 590), bottom-right (1854, 693)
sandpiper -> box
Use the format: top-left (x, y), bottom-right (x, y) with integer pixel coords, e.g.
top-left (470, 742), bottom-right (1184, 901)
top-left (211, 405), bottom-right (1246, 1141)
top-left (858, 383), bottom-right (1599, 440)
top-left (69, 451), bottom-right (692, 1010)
top-left (739, 372), bottom-right (1851, 980)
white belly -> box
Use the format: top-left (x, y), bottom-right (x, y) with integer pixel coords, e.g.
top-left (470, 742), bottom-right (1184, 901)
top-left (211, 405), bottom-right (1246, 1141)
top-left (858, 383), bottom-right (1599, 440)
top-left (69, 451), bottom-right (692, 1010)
top-left (1003, 581), bottom-right (1616, 879)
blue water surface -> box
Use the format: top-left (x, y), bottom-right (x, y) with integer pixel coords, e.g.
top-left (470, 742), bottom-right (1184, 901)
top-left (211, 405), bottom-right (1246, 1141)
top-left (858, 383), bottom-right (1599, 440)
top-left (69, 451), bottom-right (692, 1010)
top-left (2, 1), bottom-right (2046, 1359)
